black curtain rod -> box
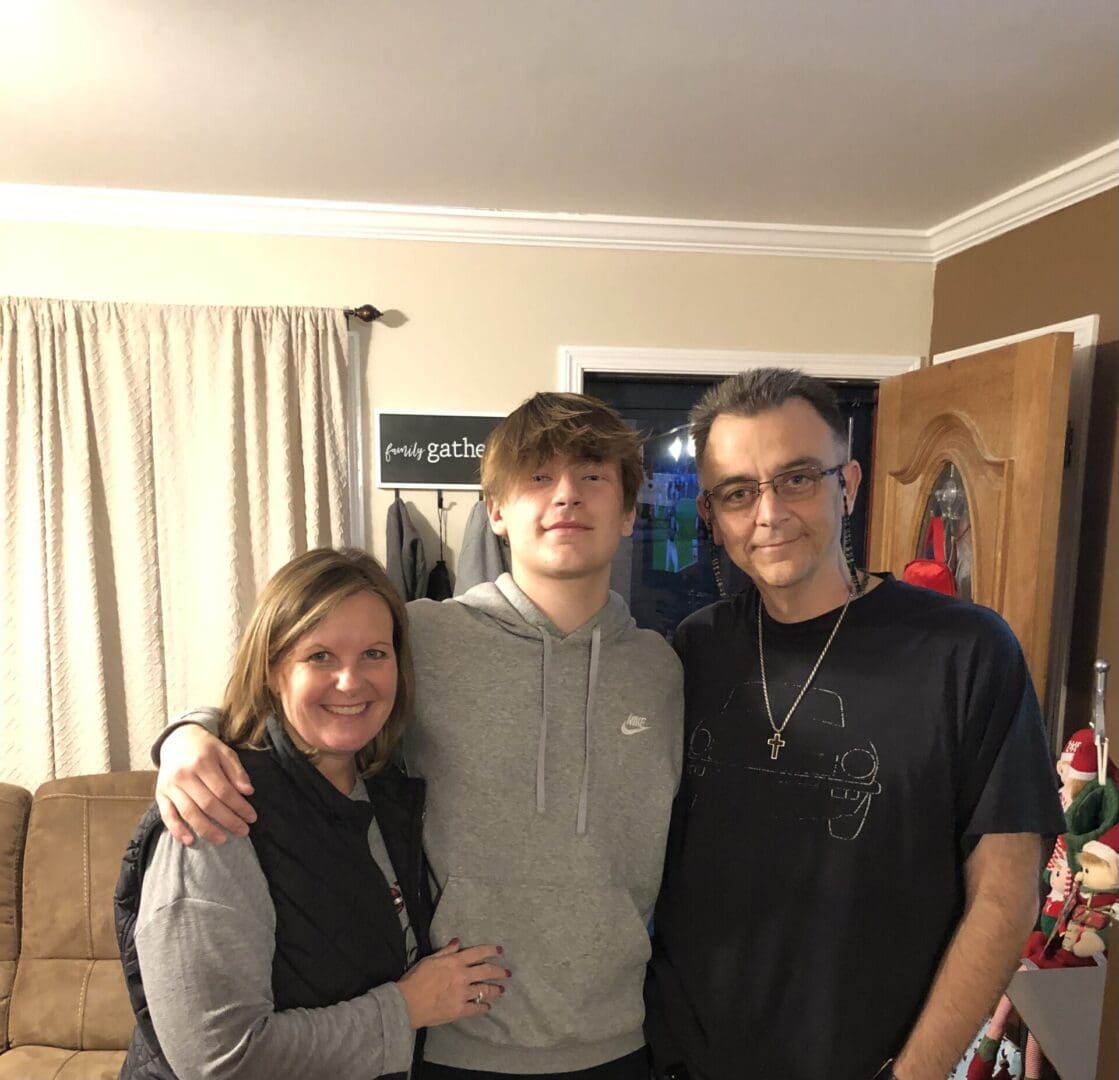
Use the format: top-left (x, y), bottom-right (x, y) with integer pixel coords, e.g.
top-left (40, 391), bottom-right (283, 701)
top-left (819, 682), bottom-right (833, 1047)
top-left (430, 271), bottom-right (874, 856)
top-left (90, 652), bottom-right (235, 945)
top-left (343, 304), bottom-right (384, 323)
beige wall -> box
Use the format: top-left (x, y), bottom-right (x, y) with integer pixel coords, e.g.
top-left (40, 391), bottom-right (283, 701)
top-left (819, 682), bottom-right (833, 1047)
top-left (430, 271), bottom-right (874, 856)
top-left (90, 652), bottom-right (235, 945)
top-left (0, 219), bottom-right (934, 570)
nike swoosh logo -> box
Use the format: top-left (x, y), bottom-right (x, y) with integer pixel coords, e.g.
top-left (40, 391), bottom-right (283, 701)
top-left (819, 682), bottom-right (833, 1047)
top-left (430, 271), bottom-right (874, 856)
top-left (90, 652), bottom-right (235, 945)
top-left (621, 714), bottom-right (650, 736)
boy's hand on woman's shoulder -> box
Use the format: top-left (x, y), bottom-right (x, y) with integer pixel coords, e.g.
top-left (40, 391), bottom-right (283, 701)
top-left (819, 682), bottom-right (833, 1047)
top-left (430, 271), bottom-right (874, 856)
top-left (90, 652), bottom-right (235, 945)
top-left (156, 723), bottom-right (257, 846)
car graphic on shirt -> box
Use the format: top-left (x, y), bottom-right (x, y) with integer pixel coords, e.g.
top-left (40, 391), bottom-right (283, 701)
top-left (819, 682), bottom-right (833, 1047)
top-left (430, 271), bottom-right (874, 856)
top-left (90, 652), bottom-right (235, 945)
top-left (685, 679), bottom-right (882, 841)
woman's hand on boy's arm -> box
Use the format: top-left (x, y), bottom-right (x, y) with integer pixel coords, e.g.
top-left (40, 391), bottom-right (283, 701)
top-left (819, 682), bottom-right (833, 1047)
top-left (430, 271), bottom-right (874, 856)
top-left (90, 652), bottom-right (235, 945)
top-left (156, 724), bottom-right (257, 846)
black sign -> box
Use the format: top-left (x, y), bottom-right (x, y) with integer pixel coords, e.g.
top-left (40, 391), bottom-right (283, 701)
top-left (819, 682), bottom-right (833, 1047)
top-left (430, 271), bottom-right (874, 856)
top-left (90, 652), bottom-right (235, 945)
top-left (375, 411), bottom-right (504, 489)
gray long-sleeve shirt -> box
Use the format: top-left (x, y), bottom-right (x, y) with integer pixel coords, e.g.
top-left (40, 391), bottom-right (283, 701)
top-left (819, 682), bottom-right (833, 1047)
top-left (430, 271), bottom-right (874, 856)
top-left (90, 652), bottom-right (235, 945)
top-left (135, 795), bottom-right (415, 1080)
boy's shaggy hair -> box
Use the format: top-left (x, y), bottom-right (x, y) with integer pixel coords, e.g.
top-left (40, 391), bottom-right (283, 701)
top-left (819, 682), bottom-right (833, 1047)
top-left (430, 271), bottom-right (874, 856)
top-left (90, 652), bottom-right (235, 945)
top-left (482, 392), bottom-right (643, 510)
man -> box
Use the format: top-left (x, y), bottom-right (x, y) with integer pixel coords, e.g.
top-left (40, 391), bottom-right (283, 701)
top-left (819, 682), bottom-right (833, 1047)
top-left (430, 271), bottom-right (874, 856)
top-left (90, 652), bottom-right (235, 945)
top-left (645, 368), bottom-right (1065, 1080)
top-left (153, 392), bottom-right (683, 1079)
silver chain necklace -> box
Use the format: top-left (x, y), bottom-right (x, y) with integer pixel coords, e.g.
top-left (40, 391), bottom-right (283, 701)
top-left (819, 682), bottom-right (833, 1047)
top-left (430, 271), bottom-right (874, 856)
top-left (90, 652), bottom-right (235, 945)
top-left (758, 591), bottom-right (852, 760)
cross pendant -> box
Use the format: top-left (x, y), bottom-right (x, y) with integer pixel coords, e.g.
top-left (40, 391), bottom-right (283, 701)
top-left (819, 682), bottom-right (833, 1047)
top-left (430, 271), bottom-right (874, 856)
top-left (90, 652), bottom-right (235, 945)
top-left (767, 732), bottom-right (786, 760)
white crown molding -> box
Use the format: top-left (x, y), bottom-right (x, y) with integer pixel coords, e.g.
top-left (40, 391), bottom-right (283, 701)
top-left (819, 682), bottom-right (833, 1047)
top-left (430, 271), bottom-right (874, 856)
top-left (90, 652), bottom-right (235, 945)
top-left (0, 182), bottom-right (930, 260)
top-left (927, 139), bottom-right (1119, 261)
top-left (1, 137), bottom-right (1115, 262)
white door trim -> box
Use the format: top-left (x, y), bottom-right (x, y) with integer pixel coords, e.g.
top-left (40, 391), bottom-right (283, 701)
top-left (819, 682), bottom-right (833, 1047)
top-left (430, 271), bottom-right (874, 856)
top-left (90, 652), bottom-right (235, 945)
top-left (559, 346), bottom-right (920, 391)
top-left (931, 314), bottom-right (1099, 363)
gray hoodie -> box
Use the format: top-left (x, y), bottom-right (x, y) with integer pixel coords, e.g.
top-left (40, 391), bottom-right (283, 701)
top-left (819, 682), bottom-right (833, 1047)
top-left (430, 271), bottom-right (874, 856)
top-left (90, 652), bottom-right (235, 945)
top-left (406, 574), bottom-right (683, 1073)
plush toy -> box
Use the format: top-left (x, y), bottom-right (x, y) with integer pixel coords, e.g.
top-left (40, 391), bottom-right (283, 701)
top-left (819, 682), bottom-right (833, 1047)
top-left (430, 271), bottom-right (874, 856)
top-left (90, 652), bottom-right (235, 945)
top-left (1023, 823), bottom-right (1119, 968)
top-left (966, 736), bottom-right (1119, 1080)
top-left (1039, 729), bottom-right (1105, 934)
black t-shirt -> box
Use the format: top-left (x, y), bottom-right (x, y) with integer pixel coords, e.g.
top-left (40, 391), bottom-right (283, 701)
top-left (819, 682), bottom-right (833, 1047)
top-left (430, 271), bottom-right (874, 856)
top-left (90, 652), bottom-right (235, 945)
top-left (647, 578), bottom-right (1064, 1080)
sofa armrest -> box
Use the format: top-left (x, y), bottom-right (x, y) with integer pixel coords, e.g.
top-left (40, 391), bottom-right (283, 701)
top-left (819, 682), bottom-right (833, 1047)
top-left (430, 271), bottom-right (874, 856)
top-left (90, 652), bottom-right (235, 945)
top-left (0, 783), bottom-right (32, 1052)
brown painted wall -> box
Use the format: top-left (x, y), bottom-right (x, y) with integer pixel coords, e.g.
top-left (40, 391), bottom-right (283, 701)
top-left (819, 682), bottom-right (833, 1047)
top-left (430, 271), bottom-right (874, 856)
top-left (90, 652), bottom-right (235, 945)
top-left (930, 187), bottom-right (1119, 1080)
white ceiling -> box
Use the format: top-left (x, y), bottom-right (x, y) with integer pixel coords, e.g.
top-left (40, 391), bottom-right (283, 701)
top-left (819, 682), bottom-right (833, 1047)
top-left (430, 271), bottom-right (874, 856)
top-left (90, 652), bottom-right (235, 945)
top-left (1, 0), bottom-right (1118, 231)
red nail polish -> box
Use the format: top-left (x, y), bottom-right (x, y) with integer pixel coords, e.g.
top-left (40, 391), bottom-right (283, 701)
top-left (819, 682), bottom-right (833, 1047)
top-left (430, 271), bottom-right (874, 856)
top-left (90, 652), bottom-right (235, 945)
top-left (449, 937), bottom-right (460, 948)
top-left (505, 968), bottom-right (512, 978)
top-left (498, 984), bottom-right (505, 993)
top-left (495, 945), bottom-right (503, 955)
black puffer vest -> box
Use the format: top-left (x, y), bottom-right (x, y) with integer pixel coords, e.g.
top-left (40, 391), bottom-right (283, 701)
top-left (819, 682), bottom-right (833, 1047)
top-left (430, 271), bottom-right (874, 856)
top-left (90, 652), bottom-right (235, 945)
top-left (115, 718), bottom-right (432, 1079)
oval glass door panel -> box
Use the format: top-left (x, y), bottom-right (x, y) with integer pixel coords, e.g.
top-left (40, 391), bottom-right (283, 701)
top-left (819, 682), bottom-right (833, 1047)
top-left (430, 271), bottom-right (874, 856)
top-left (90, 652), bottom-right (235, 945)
top-left (914, 461), bottom-right (973, 601)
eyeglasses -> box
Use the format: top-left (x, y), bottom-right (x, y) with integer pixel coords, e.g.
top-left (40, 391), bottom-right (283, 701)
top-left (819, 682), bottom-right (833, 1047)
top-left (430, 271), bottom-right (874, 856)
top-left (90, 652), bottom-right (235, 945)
top-left (704, 463), bottom-right (846, 513)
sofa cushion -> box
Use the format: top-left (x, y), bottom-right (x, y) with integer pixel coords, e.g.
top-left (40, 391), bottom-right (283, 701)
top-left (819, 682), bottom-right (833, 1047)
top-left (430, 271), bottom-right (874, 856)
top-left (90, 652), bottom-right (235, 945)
top-left (0, 1045), bottom-right (125, 1079)
top-left (0, 783), bottom-right (31, 1053)
top-left (10, 959), bottom-right (135, 1049)
top-left (7, 773), bottom-right (154, 1057)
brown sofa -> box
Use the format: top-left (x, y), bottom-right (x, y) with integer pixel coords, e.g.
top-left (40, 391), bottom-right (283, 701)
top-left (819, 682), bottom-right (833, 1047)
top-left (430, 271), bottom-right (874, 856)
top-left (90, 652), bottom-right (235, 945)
top-left (0, 773), bottom-right (155, 1080)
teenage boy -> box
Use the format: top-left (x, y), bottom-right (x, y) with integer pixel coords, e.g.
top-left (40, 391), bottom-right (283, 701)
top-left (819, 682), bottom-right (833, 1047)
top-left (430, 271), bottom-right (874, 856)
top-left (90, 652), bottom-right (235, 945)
top-left (645, 369), bottom-right (1065, 1080)
top-left (153, 392), bottom-right (684, 1079)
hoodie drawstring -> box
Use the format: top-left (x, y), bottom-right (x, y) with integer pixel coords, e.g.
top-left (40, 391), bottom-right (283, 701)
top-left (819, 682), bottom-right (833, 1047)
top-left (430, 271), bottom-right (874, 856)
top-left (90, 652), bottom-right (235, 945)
top-left (536, 624), bottom-right (601, 835)
top-left (536, 631), bottom-right (552, 815)
top-left (576, 625), bottom-right (601, 836)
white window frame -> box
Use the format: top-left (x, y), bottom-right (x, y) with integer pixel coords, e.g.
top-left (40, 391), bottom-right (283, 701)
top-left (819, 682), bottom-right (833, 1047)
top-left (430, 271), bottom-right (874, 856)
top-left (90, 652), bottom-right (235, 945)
top-left (559, 345), bottom-right (920, 391)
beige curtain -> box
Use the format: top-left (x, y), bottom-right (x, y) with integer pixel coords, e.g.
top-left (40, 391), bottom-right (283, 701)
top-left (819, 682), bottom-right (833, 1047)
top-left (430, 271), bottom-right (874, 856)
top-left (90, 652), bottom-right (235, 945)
top-left (1, 298), bottom-right (351, 789)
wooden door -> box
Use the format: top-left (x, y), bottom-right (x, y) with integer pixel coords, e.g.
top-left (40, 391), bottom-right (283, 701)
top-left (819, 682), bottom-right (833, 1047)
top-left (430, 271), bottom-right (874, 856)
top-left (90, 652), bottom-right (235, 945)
top-left (869, 332), bottom-right (1074, 712)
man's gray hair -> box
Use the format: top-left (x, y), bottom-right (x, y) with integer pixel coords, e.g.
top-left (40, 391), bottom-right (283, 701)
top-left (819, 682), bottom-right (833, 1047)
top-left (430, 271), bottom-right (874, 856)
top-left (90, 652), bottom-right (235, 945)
top-left (689, 368), bottom-right (846, 470)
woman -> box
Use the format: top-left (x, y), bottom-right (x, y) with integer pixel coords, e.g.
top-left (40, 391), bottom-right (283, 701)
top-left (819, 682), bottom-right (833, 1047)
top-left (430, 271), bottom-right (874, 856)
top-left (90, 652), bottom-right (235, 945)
top-left (115, 548), bottom-right (508, 1080)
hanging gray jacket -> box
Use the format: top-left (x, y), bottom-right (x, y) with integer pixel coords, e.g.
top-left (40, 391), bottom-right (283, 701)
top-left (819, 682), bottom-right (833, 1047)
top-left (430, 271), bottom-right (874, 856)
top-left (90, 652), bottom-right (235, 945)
top-left (406, 575), bottom-right (683, 1073)
top-left (386, 495), bottom-right (429, 601)
top-left (453, 500), bottom-right (509, 596)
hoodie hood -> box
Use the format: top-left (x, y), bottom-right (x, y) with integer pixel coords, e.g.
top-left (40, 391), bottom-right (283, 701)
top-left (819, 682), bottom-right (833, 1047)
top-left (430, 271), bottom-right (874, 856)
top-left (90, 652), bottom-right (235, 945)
top-left (455, 572), bottom-right (637, 642)
top-left (454, 573), bottom-right (635, 834)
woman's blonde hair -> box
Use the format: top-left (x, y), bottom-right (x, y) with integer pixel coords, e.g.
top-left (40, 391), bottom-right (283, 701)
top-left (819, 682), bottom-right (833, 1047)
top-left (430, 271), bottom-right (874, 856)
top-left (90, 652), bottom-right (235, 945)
top-left (220, 547), bottom-right (413, 776)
